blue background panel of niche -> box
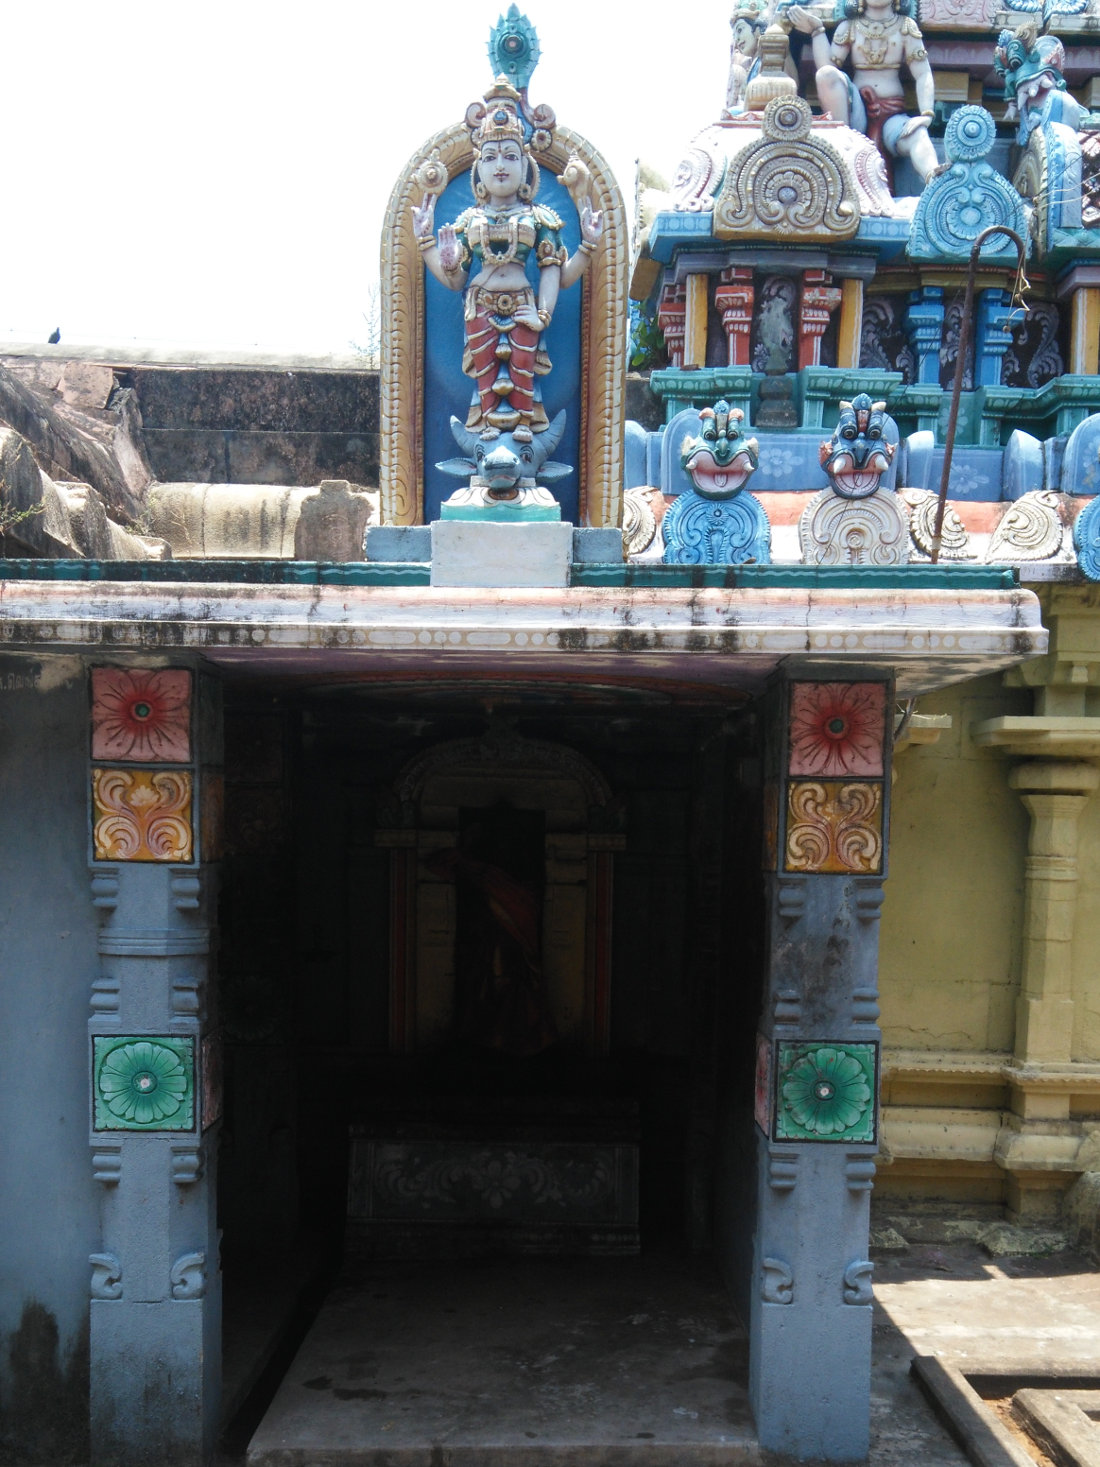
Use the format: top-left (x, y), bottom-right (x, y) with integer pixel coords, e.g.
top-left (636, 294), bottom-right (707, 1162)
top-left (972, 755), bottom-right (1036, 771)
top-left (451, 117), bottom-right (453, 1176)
top-left (423, 168), bottom-right (583, 525)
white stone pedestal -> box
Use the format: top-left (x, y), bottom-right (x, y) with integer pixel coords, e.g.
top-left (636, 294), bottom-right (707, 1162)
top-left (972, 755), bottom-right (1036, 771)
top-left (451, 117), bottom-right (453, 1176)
top-left (430, 521), bottom-right (574, 588)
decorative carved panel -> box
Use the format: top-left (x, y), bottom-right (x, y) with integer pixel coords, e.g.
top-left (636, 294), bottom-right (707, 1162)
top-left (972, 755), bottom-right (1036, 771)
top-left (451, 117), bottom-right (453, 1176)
top-left (785, 781), bottom-right (884, 875)
top-left (788, 682), bottom-right (887, 779)
top-left (774, 1041), bottom-right (878, 1144)
top-left (92, 1036), bottom-right (196, 1132)
top-left (92, 769), bottom-right (194, 863)
top-left (91, 668), bottom-right (192, 763)
top-left (713, 97), bottom-right (860, 243)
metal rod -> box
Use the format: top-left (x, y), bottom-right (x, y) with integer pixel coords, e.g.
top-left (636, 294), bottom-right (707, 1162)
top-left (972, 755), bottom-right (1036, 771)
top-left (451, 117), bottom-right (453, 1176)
top-left (930, 224), bottom-right (1027, 564)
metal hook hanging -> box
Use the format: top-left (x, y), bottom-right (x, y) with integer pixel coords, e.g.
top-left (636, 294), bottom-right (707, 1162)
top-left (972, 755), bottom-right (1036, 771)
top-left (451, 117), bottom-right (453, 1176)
top-left (931, 225), bottom-right (1028, 564)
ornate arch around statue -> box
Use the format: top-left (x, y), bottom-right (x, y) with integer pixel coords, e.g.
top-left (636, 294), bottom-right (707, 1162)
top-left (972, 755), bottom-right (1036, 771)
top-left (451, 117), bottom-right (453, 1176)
top-left (380, 122), bottom-right (627, 529)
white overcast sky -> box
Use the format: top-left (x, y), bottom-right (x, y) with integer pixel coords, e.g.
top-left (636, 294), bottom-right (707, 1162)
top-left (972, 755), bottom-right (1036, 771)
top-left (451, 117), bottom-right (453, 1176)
top-left (2, 1), bottom-right (730, 355)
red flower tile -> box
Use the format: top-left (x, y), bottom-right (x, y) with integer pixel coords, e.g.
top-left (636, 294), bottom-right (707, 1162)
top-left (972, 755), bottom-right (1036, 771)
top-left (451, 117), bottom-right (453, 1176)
top-left (788, 682), bottom-right (886, 778)
top-left (91, 669), bottom-right (191, 763)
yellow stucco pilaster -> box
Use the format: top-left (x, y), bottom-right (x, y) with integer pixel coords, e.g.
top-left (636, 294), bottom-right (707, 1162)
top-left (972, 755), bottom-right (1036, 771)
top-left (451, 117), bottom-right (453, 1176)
top-left (1070, 286), bottom-right (1100, 375)
top-left (836, 278), bottom-right (864, 370)
top-left (970, 586), bottom-right (1100, 1217)
top-left (1007, 760), bottom-right (1099, 1069)
top-left (683, 273), bottom-right (709, 370)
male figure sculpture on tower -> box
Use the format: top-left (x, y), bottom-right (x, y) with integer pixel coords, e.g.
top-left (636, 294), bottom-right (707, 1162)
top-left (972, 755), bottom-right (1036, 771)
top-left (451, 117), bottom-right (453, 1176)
top-left (787, 0), bottom-right (939, 186)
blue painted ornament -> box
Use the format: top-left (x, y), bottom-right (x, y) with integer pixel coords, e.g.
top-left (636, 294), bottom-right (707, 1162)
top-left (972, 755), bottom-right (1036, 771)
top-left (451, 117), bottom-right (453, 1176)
top-left (1074, 494), bottom-right (1100, 580)
top-left (663, 491), bottom-right (772, 565)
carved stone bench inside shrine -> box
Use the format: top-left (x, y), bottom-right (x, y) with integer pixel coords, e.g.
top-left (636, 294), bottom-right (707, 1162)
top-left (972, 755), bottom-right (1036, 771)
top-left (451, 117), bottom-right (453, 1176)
top-left (346, 1096), bottom-right (640, 1260)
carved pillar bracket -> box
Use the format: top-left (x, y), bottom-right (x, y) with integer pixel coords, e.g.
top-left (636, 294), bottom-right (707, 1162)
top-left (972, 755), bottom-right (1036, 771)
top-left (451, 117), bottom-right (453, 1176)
top-left (747, 674), bottom-right (891, 1462)
top-left (905, 286), bottom-right (945, 386)
top-left (798, 271), bottom-right (843, 372)
top-left (657, 280), bottom-right (687, 371)
top-left (977, 288), bottom-right (1014, 388)
top-left (714, 266), bottom-right (755, 368)
top-left (86, 661), bottom-right (223, 1467)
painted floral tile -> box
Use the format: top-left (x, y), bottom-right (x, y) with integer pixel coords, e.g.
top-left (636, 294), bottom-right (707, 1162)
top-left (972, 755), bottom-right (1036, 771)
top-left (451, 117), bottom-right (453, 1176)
top-left (92, 768), bottom-right (194, 863)
top-left (91, 668), bottom-right (192, 763)
top-left (788, 682), bottom-right (886, 778)
top-left (785, 780), bottom-right (883, 875)
top-left (774, 1041), bottom-right (877, 1144)
top-left (93, 1035), bottom-right (195, 1131)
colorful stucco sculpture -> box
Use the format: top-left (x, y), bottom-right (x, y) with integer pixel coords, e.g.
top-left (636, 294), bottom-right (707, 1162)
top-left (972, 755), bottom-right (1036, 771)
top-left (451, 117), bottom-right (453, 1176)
top-left (663, 400), bottom-right (771, 563)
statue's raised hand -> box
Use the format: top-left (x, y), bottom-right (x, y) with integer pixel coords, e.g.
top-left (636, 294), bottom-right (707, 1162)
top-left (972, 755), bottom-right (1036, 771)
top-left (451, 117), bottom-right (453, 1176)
top-left (785, 6), bottom-right (819, 33)
top-left (410, 193), bottom-right (436, 241)
top-left (580, 202), bottom-right (603, 247)
top-left (438, 225), bottom-right (463, 274)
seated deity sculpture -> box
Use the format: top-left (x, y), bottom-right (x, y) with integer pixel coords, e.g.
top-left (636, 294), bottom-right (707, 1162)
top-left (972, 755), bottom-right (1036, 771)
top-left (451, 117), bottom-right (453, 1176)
top-left (787, 0), bottom-right (939, 186)
top-left (411, 83), bottom-right (602, 446)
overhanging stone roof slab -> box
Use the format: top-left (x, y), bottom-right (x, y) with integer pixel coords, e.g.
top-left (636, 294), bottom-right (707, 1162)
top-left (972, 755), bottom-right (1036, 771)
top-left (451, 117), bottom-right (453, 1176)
top-left (0, 579), bottom-right (1046, 698)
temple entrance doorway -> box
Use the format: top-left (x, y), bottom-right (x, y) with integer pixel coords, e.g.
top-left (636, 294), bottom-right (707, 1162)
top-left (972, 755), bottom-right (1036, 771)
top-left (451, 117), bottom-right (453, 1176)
top-left (215, 675), bottom-right (767, 1457)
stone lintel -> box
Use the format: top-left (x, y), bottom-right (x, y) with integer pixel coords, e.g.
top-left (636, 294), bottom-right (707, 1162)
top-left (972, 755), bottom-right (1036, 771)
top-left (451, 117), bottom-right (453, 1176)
top-left (0, 582), bottom-right (1048, 700)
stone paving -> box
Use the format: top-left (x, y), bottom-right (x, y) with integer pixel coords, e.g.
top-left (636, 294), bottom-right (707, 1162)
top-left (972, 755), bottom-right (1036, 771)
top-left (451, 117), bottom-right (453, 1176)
top-left (221, 1240), bottom-right (1100, 1466)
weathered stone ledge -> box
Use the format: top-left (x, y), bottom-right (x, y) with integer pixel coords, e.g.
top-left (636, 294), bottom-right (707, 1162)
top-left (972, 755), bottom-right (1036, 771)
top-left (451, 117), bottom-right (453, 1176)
top-left (0, 579), bottom-right (1046, 696)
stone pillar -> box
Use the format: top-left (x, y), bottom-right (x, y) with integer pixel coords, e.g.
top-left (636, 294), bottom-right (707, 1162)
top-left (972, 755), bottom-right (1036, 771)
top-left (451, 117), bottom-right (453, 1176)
top-left (798, 270), bottom-right (843, 371)
top-left (836, 278), bottom-right (864, 370)
top-left (750, 675), bottom-right (890, 1461)
top-left (714, 266), bottom-right (755, 367)
top-left (683, 272), bottom-right (710, 370)
top-left (905, 286), bottom-right (945, 385)
top-left (87, 663), bottom-right (223, 1467)
top-left (976, 288), bottom-right (1014, 387)
top-left (657, 281), bottom-right (687, 371)
top-left (1009, 760), bottom-right (1098, 1066)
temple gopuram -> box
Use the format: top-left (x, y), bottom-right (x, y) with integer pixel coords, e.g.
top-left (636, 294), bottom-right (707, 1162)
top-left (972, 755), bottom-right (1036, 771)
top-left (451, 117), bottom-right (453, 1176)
top-left (3, 3), bottom-right (1100, 1463)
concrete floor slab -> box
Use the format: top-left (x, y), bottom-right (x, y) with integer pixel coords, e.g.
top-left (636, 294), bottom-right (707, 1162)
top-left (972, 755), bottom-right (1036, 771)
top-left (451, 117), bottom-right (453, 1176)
top-left (242, 1242), bottom-right (1100, 1467)
top-left (246, 1252), bottom-right (754, 1466)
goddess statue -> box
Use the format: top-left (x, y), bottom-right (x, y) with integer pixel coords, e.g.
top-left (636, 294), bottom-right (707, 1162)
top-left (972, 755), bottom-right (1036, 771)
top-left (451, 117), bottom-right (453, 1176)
top-left (411, 84), bottom-right (603, 443)
top-left (787, 0), bottom-right (939, 185)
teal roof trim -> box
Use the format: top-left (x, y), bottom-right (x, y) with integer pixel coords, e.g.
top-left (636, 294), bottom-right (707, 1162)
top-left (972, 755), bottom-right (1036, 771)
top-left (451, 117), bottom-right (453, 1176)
top-left (0, 560), bottom-right (433, 587)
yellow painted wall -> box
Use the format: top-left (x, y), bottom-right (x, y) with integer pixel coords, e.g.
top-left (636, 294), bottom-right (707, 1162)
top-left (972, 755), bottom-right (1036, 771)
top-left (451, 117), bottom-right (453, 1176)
top-left (1073, 782), bottom-right (1100, 1062)
top-left (880, 674), bottom-right (1032, 1053)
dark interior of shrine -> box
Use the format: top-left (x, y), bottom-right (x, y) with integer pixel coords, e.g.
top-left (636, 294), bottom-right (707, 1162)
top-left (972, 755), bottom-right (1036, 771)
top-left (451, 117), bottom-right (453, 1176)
top-left (213, 674), bottom-right (770, 1422)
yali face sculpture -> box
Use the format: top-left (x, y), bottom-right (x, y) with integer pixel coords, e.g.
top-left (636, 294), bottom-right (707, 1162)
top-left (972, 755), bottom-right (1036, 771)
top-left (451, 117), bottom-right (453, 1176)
top-left (681, 401), bottom-right (760, 499)
top-left (820, 394), bottom-right (895, 499)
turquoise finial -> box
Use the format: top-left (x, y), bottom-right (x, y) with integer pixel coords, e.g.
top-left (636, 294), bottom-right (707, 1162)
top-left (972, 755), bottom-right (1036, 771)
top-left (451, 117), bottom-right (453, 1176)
top-left (488, 6), bottom-right (541, 92)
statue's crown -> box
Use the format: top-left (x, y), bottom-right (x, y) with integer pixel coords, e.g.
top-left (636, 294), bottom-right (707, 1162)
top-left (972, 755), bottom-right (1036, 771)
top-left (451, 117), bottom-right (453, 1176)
top-left (472, 81), bottom-right (528, 151)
